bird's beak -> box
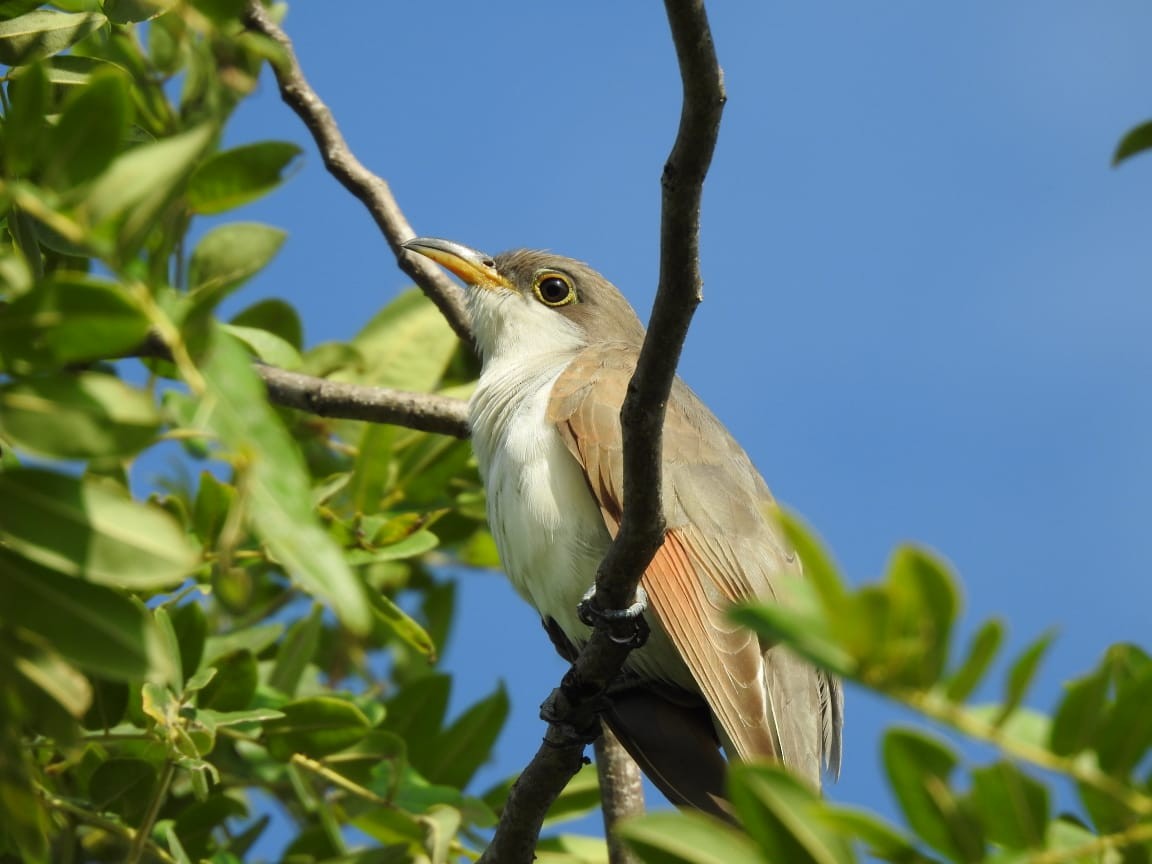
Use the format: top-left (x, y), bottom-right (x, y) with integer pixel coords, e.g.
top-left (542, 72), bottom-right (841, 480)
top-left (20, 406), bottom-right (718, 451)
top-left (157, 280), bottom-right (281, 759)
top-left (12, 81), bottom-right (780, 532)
top-left (403, 237), bottom-right (511, 292)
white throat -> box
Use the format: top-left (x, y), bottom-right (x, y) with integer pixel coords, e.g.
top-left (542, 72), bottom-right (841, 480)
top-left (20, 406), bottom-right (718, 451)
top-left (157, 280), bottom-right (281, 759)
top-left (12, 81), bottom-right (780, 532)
top-left (466, 288), bottom-right (607, 639)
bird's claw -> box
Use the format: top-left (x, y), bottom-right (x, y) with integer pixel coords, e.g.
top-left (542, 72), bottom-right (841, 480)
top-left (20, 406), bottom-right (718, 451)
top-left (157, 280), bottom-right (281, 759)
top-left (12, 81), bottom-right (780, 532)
top-left (540, 684), bottom-right (606, 746)
top-left (577, 584), bottom-right (650, 647)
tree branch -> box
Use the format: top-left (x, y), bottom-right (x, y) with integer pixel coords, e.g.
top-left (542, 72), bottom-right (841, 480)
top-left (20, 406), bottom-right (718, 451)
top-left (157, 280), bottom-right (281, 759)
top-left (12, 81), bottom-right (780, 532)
top-left (241, 1), bottom-right (475, 349)
top-left (477, 2), bottom-right (725, 861)
top-left (257, 364), bottom-right (470, 438)
top-left (595, 724), bottom-right (646, 864)
top-left (133, 332), bottom-right (470, 438)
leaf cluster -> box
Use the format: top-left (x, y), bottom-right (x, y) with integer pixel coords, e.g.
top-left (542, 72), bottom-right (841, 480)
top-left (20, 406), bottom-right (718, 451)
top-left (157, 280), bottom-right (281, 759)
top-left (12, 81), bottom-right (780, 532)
top-left (0, 3), bottom-right (603, 862)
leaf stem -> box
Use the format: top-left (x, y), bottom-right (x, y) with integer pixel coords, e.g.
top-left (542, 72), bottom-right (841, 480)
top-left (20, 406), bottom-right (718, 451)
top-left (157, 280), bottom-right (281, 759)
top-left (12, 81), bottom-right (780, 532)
top-left (289, 753), bottom-right (394, 807)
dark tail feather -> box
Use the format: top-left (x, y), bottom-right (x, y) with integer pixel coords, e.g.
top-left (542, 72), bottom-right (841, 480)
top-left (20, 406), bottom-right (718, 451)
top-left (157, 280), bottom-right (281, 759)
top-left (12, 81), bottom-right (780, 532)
top-left (602, 685), bottom-right (735, 823)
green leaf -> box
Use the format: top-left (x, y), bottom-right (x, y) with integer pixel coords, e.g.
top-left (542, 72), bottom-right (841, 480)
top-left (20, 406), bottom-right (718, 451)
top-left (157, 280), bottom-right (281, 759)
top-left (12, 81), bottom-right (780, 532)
top-left (1050, 663), bottom-right (1110, 757)
top-left (197, 649), bottom-right (258, 712)
top-left (80, 123), bottom-right (214, 257)
top-left (345, 288), bottom-right (460, 390)
top-left (534, 834), bottom-right (611, 864)
top-left (350, 530), bottom-right (440, 568)
top-left (150, 606), bottom-right (185, 694)
top-left (3, 59), bottom-right (49, 176)
top-left (184, 667), bottom-right (216, 694)
top-left (351, 808), bottom-right (426, 852)
top-left (384, 674), bottom-right (450, 763)
top-left (88, 757), bottom-right (157, 823)
top-left (0, 468), bottom-right (199, 589)
top-left (729, 594), bottom-right (855, 678)
top-left (883, 728), bottom-right (984, 862)
top-left (196, 707), bottom-right (284, 728)
top-left (202, 622), bottom-right (284, 664)
top-left (885, 545), bottom-right (960, 687)
top-left (0, 1), bottom-right (47, 22)
top-left (0, 547), bottom-right (171, 681)
top-left (968, 761), bottom-right (1048, 850)
top-left (321, 729), bottom-right (405, 789)
top-left (169, 601), bottom-right (207, 684)
top-left (42, 54), bottom-right (122, 87)
top-left (369, 591), bottom-right (437, 660)
top-left (945, 618), bottom-right (1004, 703)
top-left (1113, 119), bottom-right (1152, 166)
top-left (778, 510), bottom-right (849, 615)
top-left (187, 140), bottom-right (302, 214)
top-left (420, 803), bottom-right (461, 864)
top-left (103, 0), bottom-right (162, 24)
top-left (996, 630), bottom-right (1056, 727)
top-left (0, 372), bottom-right (160, 459)
top-left (188, 222), bottom-right (286, 305)
top-left (264, 696), bottom-right (372, 761)
top-left (343, 424), bottom-right (395, 517)
top-left (541, 763), bottom-right (602, 827)
top-left (1044, 817), bottom-right (1122, 864)
top-left (268, 604), bottom-right (324, 697)
top-left (44, 68), bottom-right (131, 188)
top-left (423, 683), bottom-right (509, 789)
top-left (191, 470), bottom-right (236, 544)
top-left (230, 298), bottom-right (303, 350)
top-left (823, 806), bottom-right (938, 864)
top-left (222, 322), bottom-right (302, 370)
top-left (196, 327), bottom-right (372, 634)
top-left (1095, 669), bottom-right (1152, 777)
top-left (728, 763), bottom-right (853, 864)
top-left (617, 810), bottom-right (765, 864)
top-left (11, 638), bottom-right (93, 718)
top-left (172, 793), bottom-right (248, 861)
top-left (0, 10), bottom-right (105, 65)
top-left (189, 0), bottom-right (247, 24)
top-left (82, 678), bottom-right (128, 731)
top-left (0, 273), bottom-right (151, 372)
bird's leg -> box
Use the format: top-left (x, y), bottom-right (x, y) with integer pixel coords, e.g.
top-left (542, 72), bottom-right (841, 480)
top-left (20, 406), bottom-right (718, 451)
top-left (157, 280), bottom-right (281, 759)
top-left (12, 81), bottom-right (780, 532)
top-left (577, 584), bottom-right (650, 648)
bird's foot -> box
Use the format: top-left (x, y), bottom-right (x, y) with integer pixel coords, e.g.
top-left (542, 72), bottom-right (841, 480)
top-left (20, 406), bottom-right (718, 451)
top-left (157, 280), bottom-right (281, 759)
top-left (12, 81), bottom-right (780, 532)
top-left (540, 678), bottom-right (608, 747)
top-left (577, 584), bottom-right (650, 648)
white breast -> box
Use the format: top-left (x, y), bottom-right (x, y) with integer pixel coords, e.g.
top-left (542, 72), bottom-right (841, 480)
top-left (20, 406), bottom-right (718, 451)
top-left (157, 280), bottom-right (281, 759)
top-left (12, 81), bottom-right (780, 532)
top-left (469, 357), bottom-right (697, 690)
top-left (470, 358), bottom-right (611, 641)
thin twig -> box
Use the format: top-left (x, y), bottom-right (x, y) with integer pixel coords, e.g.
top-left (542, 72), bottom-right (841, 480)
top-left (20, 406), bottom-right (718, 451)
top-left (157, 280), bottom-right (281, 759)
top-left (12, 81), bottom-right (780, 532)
top-left (126, 760), bottom-right (175, 864)
top-left (477, 2), bottom-right (725, 861)
top-left (595, 724), bottom-right (646, 864)
top-left (241, 1), bottom-right (475, 349)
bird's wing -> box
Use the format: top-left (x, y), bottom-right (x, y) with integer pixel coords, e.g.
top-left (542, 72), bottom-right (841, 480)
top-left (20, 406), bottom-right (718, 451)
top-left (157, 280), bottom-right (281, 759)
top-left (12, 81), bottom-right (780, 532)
top-left (548, 343), bottom-right (841, 785)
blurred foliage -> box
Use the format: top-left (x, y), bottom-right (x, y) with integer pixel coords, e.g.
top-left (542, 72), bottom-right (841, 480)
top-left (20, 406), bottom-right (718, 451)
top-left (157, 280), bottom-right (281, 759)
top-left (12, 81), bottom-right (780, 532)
top-left (0, 2), bottom-right (604, 862)
top-left (1, 2), bottom-right (1150, 864)
top-left (619, 513), bottom-right (1152, 864)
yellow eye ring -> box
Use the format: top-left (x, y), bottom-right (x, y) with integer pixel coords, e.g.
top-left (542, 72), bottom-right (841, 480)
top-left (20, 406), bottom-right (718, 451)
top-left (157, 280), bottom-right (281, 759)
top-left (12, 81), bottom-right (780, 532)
top-left (532, 271), bottom-right (577, 307)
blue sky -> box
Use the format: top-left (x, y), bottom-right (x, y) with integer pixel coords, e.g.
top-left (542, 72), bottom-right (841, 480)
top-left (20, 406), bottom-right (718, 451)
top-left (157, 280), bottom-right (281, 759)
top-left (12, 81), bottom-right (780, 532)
top-left (213, 1), bottom-right (1152, 849)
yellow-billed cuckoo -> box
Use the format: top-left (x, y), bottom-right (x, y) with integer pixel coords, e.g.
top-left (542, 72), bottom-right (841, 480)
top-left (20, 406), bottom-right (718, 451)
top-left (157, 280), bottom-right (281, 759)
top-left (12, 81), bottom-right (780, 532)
top-left (404, 237), bottom-right (843, 816)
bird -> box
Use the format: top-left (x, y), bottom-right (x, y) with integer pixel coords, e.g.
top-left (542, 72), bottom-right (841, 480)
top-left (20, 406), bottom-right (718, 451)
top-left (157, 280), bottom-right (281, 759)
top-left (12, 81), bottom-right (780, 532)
top-left (403, 237), bottom-right (843, 818)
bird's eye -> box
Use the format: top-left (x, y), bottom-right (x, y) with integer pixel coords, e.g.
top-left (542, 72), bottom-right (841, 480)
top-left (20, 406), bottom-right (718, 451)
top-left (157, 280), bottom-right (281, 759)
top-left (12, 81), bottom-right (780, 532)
top-left (532, 272), bottom-right (576, 307)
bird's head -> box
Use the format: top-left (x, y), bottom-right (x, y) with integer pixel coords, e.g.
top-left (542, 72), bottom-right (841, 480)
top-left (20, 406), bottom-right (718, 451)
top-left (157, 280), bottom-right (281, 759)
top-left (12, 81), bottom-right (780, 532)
top-left (404, 237), bottom-right (645, 365)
